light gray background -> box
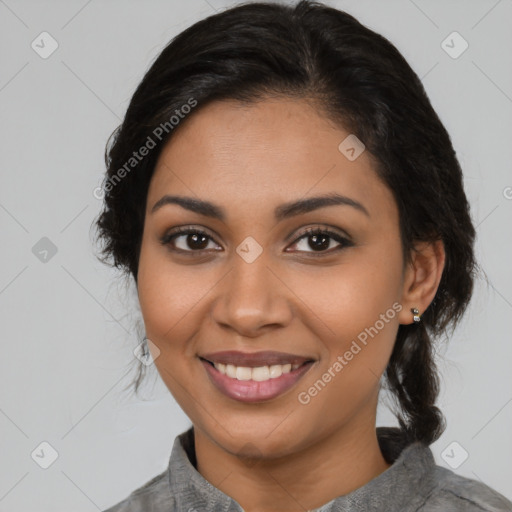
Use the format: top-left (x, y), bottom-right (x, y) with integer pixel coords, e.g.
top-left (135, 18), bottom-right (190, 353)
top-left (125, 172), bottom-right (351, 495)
top-left (1, 0), bottom-right (511, 510)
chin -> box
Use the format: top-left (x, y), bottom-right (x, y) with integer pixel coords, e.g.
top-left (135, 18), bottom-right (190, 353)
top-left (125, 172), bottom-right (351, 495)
top-left (209, 420), bottom-right (303, 460)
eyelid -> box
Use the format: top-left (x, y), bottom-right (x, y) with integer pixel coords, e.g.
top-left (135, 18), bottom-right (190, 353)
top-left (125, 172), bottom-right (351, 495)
top-left (286, 226), bottom-right (353, 254)
top-left (285, 224), bottom-right (352, 243)
top-left (160, 226), bottom-right (221, 251)
top-left (160, 224), bottom-right (353, 254)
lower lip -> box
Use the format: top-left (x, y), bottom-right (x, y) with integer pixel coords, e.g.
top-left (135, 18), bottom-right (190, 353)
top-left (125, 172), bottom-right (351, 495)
top-left (200, 359), bottom-right (314, 403)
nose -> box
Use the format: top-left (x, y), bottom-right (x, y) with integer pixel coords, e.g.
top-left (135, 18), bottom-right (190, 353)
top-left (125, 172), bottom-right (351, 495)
top-left (210, 253), bottom-right (294, 337)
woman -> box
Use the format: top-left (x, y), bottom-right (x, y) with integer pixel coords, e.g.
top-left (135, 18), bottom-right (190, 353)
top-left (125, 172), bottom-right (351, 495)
top-left (95, 1), bottom-right (512, 510)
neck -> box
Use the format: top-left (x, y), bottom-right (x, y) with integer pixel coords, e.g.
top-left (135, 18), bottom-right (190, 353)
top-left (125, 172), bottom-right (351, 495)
top-left (194, 412), bottom-right (391, 512)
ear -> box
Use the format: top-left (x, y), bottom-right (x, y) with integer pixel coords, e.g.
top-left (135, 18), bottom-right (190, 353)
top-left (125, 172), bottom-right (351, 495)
top-left (398, 239), bottom-right (445, 325)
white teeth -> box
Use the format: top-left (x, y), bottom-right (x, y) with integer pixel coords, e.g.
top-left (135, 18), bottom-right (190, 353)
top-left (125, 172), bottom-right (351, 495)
top-left (252, 366), bottom-right (270, 381)
top-left (212, 362), bottom-right (301, 381)
top-left (236, 366), bottom-right (252, 380)
top-left (226, 364), bottom-right (237, 379)
top-left (269, 364), bottom-right (282, 378)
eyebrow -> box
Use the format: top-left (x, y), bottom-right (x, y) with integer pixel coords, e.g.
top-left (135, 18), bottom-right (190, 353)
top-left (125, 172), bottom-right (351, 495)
top-left (150, 192), bottom-right (370, 220)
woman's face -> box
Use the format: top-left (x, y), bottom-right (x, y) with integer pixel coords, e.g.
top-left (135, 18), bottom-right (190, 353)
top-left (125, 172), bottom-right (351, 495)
top-left (137, 98), bottom-right (412, 458)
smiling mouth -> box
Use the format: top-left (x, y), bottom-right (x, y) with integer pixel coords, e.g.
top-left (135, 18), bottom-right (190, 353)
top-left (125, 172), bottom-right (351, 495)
top-left (199, 355), bottom-right (316, 403)
top-left (200, 357), bottom-right (313, 382)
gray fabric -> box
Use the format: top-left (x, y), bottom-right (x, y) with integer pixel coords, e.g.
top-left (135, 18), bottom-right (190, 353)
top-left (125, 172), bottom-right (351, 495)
top-left (103, 427), bottom-right (512, 511)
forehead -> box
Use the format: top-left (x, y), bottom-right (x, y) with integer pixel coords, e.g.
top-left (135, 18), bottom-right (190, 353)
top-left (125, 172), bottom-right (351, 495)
top-left (148, 98), bottom-right (395, 222)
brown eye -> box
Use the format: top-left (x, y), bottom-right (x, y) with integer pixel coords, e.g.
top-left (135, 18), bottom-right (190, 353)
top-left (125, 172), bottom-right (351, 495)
top-left (287, 227), bottom-right (353, 255)
top-left (160, 228), bottom-right (220, 253)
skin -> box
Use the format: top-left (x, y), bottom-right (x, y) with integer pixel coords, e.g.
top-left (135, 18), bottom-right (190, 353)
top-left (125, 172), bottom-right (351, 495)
top-left (136, 98), bottom-right (445, 512)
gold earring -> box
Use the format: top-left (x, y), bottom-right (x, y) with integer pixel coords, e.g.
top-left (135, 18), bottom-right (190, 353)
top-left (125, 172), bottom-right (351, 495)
top-left (411, 308), bottom-right (421, 323)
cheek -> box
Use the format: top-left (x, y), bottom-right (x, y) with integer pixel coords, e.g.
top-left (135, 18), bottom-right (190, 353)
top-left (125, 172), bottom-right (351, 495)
top-left (137, 241), bottom-right (199, 351)
top-left (290, 243), bottom-right (403, 397)
top-left (136, 249), bottom-right (210, 413)
top-left (290, 247), bottom-right (403, 344)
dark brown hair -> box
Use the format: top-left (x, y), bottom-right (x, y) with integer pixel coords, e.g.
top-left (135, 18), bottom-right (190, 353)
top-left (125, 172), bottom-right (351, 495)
top-left (93, 0), bottom-right (477, 445)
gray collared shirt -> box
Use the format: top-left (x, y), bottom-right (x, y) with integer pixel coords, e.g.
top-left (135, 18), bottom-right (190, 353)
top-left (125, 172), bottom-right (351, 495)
top-left (103, 427), bottom-right (512, 511)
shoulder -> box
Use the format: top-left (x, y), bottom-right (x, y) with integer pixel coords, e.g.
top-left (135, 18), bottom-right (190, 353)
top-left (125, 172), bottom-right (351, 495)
top-left (416, 465), bottom-right (512, 511)
top-left (102, 469), bottom-right (175, 512)
top-left (377, 428), bottom-right (511, 512)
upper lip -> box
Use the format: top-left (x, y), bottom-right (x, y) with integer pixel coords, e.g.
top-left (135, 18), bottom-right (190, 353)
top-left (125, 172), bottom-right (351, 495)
top-left (200, 350), bottom-right (315, 367)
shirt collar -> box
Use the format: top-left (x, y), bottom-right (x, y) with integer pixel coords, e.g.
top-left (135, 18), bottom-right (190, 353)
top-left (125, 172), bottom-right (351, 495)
top-left (168, 426), bottom-right (437, 511)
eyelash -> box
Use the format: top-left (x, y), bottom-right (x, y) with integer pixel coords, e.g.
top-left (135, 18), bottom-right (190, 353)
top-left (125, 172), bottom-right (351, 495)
top-left (159, 226), bottom-right (353, 257)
